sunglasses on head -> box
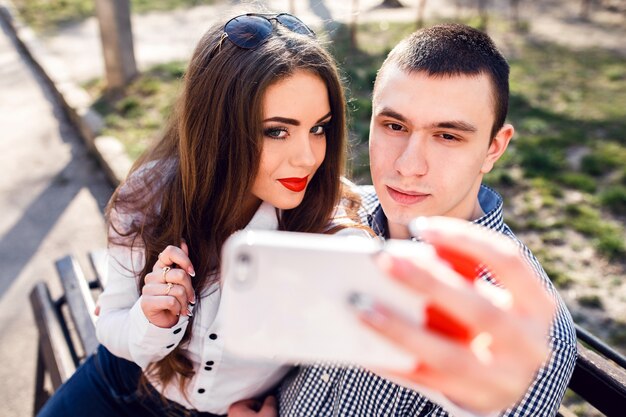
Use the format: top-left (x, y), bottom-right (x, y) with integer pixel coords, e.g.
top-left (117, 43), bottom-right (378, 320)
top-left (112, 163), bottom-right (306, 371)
top-left (223, 13), bottom-right (315, 49)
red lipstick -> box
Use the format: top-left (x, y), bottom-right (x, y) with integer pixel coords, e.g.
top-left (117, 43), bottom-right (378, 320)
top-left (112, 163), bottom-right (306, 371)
top-left (278, 176), bottom-right (309, 192)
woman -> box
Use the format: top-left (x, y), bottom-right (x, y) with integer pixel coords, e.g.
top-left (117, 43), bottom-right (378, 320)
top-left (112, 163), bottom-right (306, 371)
top-left (37, 10), bottom-right (358, 417)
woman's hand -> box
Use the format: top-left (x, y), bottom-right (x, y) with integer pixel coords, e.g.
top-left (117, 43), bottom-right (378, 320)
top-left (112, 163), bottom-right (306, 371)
top-left (361, 216), bottom-right (555, 414)
top-left (141, 241), bottom-right (196, 328)
top-left (228, 396), bottom-right (278, 417)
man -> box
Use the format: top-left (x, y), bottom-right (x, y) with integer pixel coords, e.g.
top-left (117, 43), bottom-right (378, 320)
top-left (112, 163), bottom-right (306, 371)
top-left (231, 24), bottom-right (576, 416)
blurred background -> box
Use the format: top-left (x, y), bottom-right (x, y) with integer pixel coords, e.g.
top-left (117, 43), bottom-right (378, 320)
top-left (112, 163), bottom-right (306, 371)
top-left (1, 0), bottom-right (624, 416)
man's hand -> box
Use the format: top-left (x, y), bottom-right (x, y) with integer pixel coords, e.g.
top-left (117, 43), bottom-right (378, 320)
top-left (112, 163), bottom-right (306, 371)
top-left (360, 216), bottom-right (555, 414)
top-left (228, 396), bottom-right (278, 417)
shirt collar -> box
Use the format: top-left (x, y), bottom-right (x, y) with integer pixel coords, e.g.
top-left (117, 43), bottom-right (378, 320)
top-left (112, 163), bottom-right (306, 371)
top-left (368, 184), bottom-right (505, 237)
top-left (243, 202), bottom-right (280, 231)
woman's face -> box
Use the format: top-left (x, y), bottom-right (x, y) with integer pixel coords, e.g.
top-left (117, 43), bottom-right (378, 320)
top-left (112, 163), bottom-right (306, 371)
top-left (249, 70), bottom-right (331, 210)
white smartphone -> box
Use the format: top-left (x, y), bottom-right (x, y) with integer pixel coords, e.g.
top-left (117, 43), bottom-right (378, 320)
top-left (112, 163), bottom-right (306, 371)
top-left (219, 230), bottom-right (441, 371)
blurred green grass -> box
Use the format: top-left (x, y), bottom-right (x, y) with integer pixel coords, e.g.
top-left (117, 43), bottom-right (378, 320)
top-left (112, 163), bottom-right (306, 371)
top-left (12, 0), bottom-right (216, 31)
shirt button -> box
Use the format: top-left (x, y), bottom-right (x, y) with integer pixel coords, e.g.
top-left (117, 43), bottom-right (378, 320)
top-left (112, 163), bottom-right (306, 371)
top-left (209, 333), bottom-right (218, 340)
top-left (206, 361), bottom-right (214, 366)
top-left (166, 344), bottom-right (175, 349)
top-left (173, 328), bottom-right (182, 335)
top-left (198, 388), bottom-right (205, 394)
top-left (204, 366), bottom-right (213, 371)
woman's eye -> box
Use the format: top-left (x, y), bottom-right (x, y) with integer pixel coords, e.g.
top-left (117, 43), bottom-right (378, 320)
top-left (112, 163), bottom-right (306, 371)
top-left (310, 124), bottom-right (327, 135)
top-left (264, 127), bottom-right (288, 139)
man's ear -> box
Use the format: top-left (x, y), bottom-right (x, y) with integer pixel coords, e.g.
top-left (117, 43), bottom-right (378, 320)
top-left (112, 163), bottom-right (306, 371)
top-left (481, 123), bottom-right (514, 174)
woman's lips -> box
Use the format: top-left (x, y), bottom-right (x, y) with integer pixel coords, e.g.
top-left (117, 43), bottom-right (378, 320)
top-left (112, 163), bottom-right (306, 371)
top-left (278, 176), bottom-right (309, 192)
top-left (387, 186), bottom-right (430, 205)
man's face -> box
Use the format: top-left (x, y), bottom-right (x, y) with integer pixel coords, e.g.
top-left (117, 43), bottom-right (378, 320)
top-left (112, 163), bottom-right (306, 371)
top-left (369, 65), bottom-right (513, 238)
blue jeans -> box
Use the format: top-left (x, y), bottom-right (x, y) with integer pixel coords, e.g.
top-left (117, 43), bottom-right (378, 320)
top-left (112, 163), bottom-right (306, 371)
top-left (37, 345), bottom-right (224, 417)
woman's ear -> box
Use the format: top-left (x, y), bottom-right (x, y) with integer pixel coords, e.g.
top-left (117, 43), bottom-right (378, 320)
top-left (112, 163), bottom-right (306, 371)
top-left (481, 124), bottom-right (514, 174)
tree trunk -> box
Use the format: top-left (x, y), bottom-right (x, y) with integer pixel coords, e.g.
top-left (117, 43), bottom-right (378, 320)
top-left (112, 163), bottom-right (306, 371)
top-left (580, 0), bottom-right (592, 20)
top-left (510, 0), bottom-right (522, 29)
top-left (95, 0), bottom-right (138, 95)
top-left (477, 0), bottom-right (489, 30)
top-left (350, 0), bottom-right (359, 49)
top-left (416, 0), bottom-right (428, 28)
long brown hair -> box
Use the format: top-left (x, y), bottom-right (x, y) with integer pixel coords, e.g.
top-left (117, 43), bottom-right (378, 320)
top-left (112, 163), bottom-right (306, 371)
top-left (106, 13), bottom-right (350, 393)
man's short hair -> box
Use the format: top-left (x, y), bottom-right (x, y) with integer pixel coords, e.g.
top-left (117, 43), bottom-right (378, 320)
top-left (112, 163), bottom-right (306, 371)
top-left (376, 24), bottom-right (510, 139)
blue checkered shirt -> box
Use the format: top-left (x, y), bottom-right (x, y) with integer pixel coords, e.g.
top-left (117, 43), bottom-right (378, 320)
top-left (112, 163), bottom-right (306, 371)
top-left (277, 184), bottom-right (577, 417)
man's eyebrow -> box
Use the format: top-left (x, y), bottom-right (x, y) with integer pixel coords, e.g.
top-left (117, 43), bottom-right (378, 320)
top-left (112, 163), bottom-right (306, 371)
top-left (262, 111), bottom-right (332, 126)
top-left (375, 107), bottom-right (409, 123)
top-left (430, 121), bottom-right (477, 133)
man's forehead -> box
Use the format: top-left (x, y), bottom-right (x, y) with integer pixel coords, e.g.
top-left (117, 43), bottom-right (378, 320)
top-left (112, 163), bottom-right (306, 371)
top-left (374, 65), bottom-right (495, 113)
top-left (372, 65), bottom-right (497, 131)
top-left (376, 63), bottom-right (492, 91)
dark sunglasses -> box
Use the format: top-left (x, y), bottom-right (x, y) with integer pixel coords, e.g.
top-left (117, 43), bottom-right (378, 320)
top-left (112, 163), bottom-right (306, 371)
top-left (223, 13), bottom-right (315, 49)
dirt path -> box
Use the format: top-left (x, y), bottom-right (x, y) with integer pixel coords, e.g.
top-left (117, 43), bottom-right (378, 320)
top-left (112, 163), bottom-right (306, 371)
top-left (0, 15), bottom-right (113, 416)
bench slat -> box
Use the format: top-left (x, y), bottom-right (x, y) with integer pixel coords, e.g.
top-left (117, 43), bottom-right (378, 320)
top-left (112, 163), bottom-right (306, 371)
top-left (29, 282), bottom-right (76, 388)
top-left (568, 342), bottom-right (626, 416)
top-left (88, 249), bottom-right (108, 289)
top-left (55, 256), bottom-right (99, 357)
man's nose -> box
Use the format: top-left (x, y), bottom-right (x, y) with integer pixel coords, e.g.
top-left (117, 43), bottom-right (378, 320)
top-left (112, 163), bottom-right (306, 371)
top-left (394, 134), bottom-right (428, 177)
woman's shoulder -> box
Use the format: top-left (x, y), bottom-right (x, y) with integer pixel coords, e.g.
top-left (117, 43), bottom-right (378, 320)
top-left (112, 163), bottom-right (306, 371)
top-left (119, 159), bottom-right (175, 195)
top-left (337, 178), bottom-right (379, 225)
top-left (108, 158), bottom-right (176, 232)
top-left (326, 178), bottom-right (376, 237)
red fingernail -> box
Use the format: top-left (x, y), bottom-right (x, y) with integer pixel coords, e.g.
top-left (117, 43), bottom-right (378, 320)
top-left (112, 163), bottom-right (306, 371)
top-left (425, 304), bottom-right (472, 342)
top-left (413, 362), bottom-right (431, 374)
top-left (433, 245), bottom-right (480, 283)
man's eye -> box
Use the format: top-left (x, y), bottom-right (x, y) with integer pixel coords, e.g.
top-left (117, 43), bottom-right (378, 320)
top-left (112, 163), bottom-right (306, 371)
top-left (264, 127), bottom-right (288, 139)
top-left (440, 133), bottom-right (458, 141)
top-left (386, 123), bottom-right (404, 131)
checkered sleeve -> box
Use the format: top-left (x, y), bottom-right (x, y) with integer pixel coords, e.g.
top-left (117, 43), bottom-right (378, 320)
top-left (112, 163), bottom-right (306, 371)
top-left (498, 231), bottom-right (578, 417)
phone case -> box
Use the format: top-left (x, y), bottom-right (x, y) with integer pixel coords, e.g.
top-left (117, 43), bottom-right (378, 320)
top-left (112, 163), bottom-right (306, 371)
top-left (219, 230), bottom-right (437, 371)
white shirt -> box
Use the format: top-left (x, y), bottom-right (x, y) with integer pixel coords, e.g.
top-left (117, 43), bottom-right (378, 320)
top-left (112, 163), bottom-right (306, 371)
top-left (96, 202), bottom-right (291, 414)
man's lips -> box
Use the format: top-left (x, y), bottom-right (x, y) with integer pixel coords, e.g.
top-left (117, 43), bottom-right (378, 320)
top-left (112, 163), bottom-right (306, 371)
top-left (386, 186), bottom-right (430, 205)
top-left (278, 176), bottom-right (309, 192)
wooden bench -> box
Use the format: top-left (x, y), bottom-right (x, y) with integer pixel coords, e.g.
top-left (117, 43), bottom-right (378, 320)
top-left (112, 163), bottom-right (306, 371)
top-left (30, 253), bottom-right (626, 416)
top-left (559, 325), bottom-right (626, 417)
top-left (29, 251), bottom-right (107, 414)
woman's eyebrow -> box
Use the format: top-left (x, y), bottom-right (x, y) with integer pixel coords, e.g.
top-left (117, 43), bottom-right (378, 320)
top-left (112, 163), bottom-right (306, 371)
top-left (263, 111), bottom-right (332, 126)
top-left (316, 111), bottom-right (332, 123)
top-left (263, 116), bottom-right (300, 126)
